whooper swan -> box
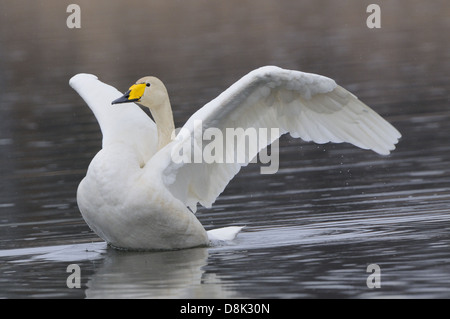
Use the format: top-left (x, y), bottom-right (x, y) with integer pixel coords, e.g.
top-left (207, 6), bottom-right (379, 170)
top-left (69, 66), bottom-right (401, 250)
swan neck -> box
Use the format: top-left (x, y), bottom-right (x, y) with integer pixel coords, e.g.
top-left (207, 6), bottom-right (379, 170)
top-left (149, 98), bottom-right (175, 150)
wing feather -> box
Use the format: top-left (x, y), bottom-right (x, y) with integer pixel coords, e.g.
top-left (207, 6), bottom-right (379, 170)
top-left (70, 73), bottom-right (158, 162)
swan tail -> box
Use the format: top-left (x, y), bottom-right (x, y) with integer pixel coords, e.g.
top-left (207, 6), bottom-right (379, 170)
top-left (207, 226), bottom-right (244, 243)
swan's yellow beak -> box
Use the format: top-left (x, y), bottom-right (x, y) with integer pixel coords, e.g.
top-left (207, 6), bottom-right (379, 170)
top-left (112, 83), bottom-right (147, 105)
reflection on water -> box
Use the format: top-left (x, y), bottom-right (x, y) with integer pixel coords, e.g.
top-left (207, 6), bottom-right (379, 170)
top-left (85, 247), bottom-right (240, 299)
top-left (2, 210), bottom-right (449, 299)
top-left (1, 0), bottom-right (450, 298)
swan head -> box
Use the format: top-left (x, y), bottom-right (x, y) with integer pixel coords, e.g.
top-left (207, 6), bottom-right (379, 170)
top-left (111, 76), bottom-right (169, 110)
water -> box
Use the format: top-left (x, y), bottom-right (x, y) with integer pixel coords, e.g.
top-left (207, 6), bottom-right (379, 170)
top-left (1, 0), bottom-right (450, 299)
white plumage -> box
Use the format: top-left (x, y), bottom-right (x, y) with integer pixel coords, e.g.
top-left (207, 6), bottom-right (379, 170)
top-left (70, 66), bottom-right (401, 250)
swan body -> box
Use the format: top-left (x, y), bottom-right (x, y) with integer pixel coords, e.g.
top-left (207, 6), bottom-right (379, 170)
top-left (70, 66), bottom-right (401, 250)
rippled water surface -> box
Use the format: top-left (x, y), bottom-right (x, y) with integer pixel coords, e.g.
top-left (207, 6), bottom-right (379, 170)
top-left (1, 0), bottom-right (450, 299)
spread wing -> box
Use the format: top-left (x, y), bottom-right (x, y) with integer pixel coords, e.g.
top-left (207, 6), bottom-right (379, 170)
top-left (70, 73), bottom-right (158, 162)
top-left (147, 66), bottom-right (401, 211)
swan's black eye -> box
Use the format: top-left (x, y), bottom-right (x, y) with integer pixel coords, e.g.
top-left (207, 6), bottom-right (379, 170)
top-left (146, 83), bottom-right (150, 87)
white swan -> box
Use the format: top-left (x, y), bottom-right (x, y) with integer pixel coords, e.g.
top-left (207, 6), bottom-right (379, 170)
top-left (69, 66), bottom-right (401, 250)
